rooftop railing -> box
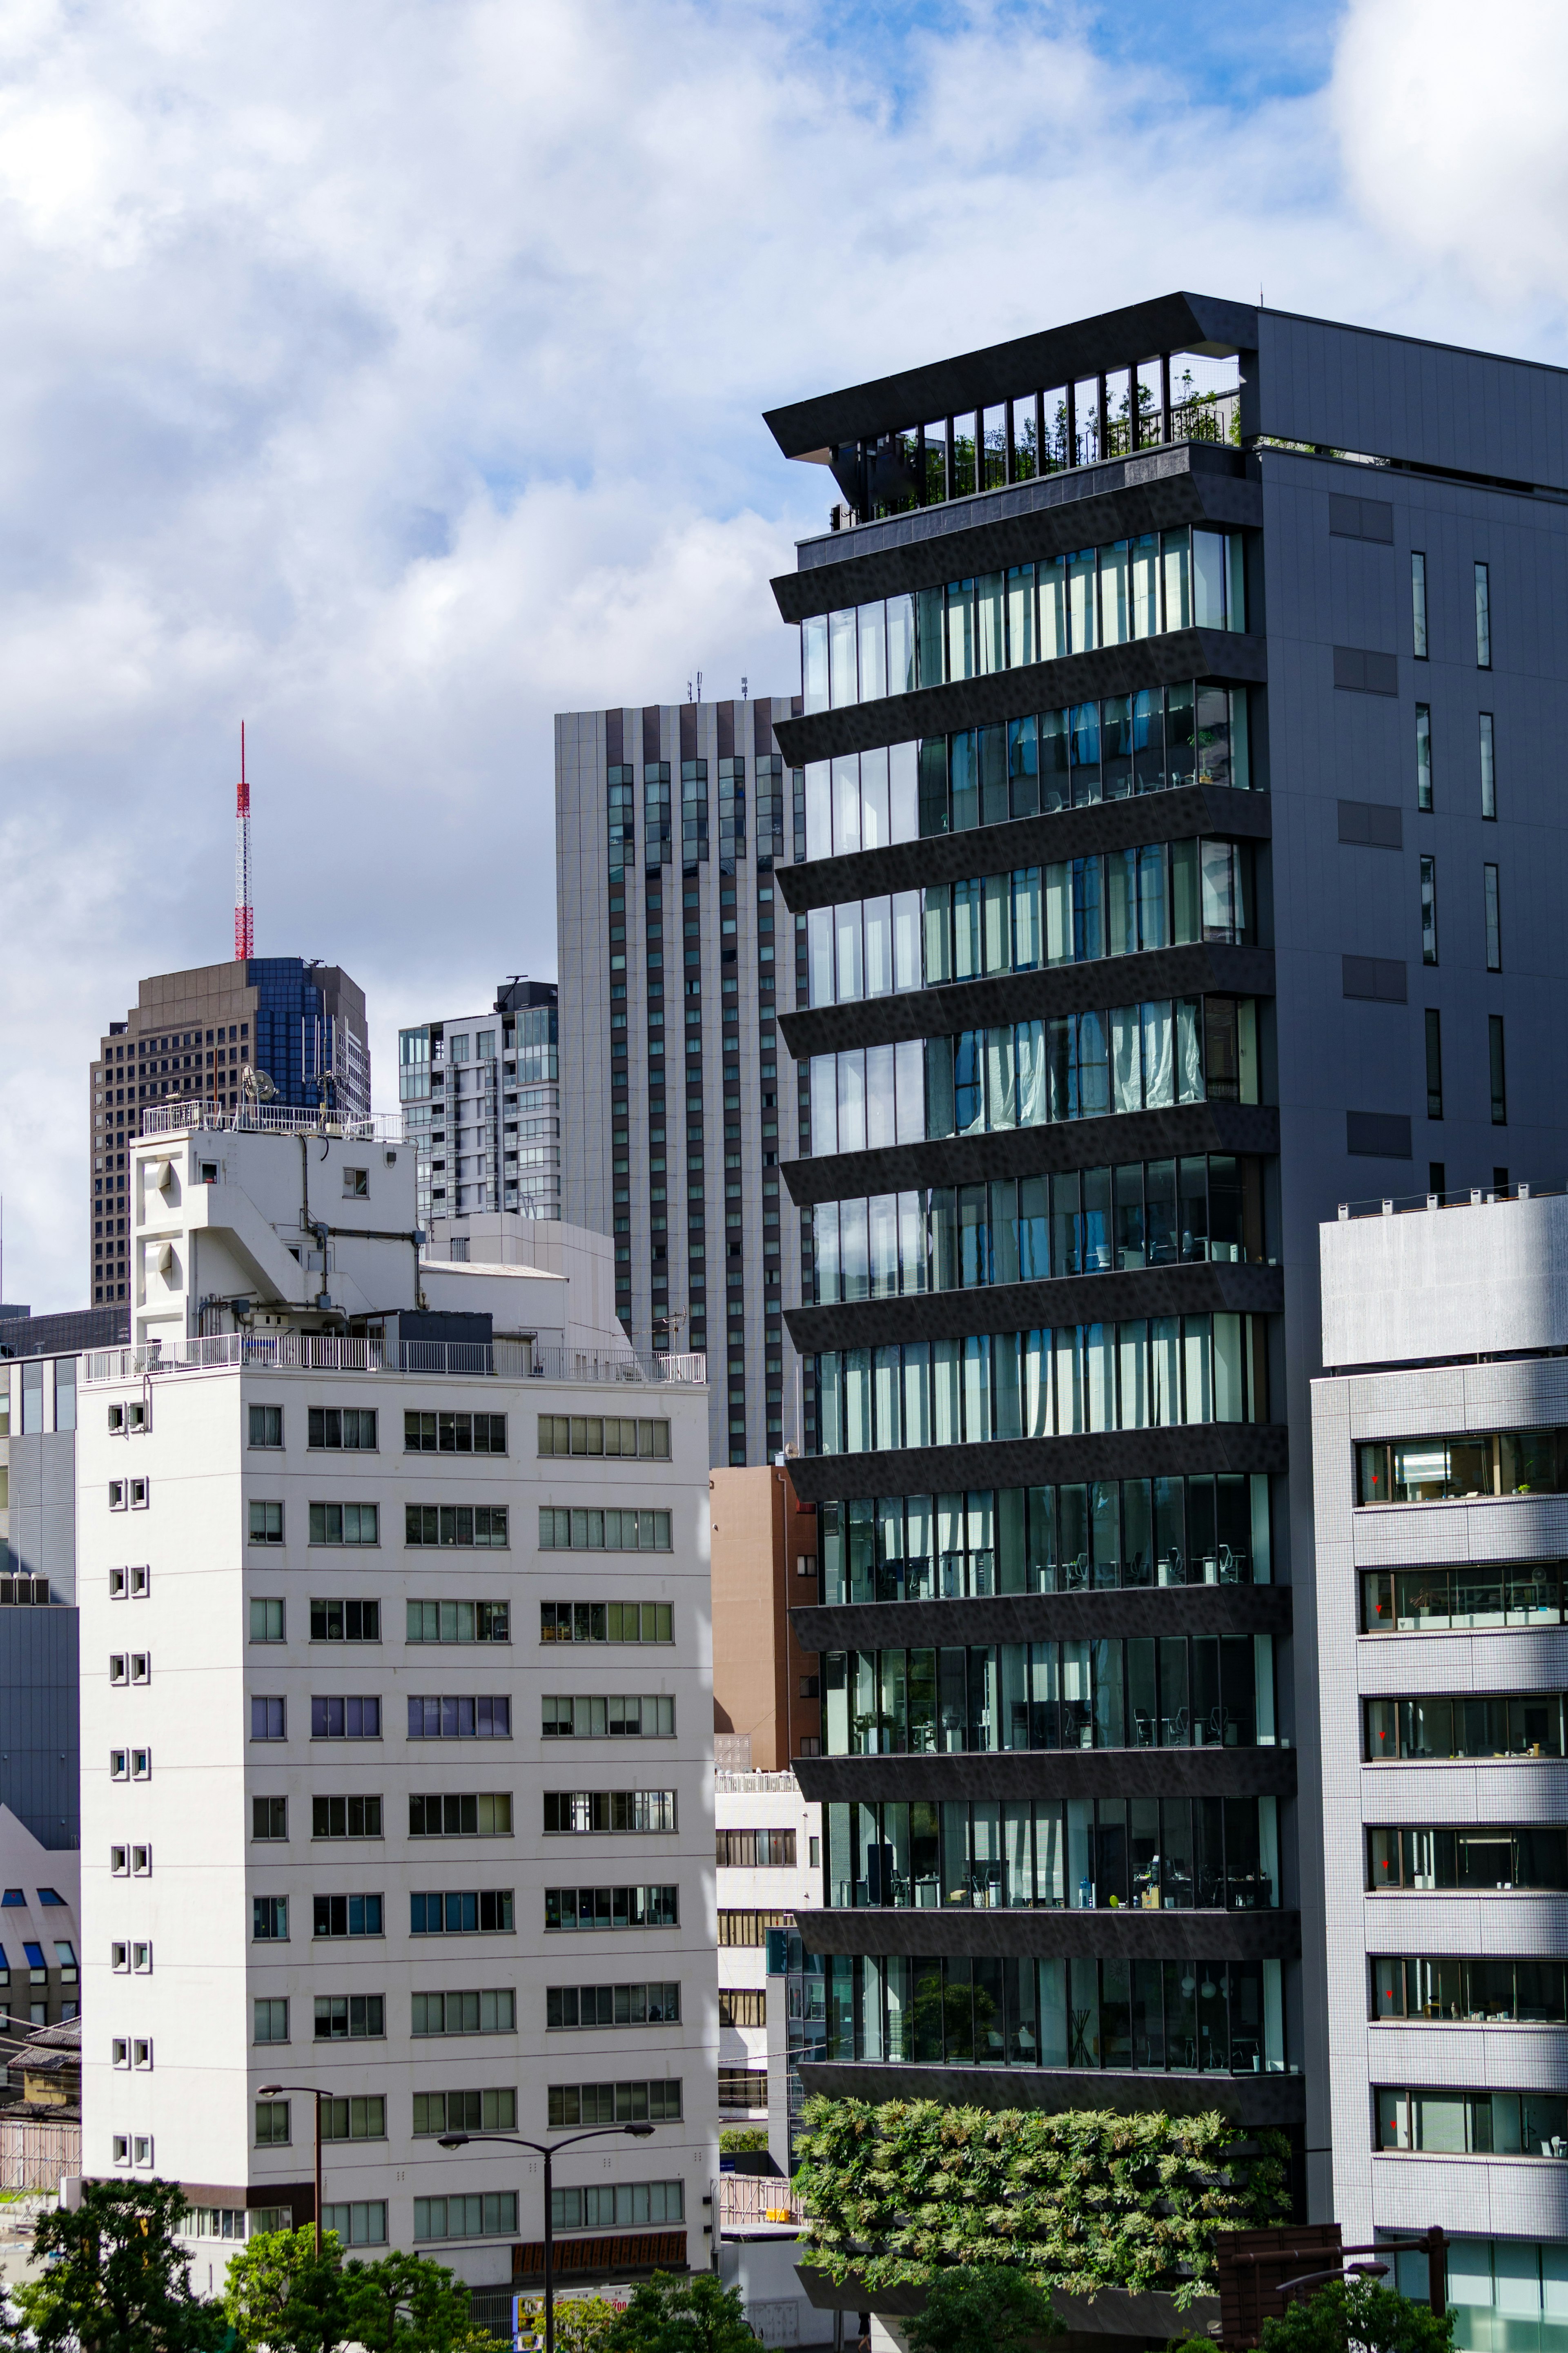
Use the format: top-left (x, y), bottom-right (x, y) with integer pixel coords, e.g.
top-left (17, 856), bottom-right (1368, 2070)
top-left (139, 1101), bottom-right (399, 1143)
top-left (83, 1332), bottom-right (706, 1387)
top-left (1336, 1181), bottom-right (1561, 1222)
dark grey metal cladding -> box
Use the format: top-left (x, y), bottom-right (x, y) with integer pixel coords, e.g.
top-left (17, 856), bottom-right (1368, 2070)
top-left (790, 1261), bottom-right (1284, 1353)
top-left (771, 448), bottom-right (1262, 622)
top-left (774, 629), bottom-right (1267, 769)
top-left (763, 291), bottom-right (1259, 461)
top-left (793, 1584), bottom-right (1293, 1651)
top-left (783, 1423), bottom-right (1289, 1506)
top-left (792, 1904), bottom-right (1300, 1962)
top-left (780, 946), bottom-right (1274, 1063)
top-left (774, 784), bottom-right (1273, 914)
top-left (798, 2057), bottom-right (1305, 2126)
top-left (0, 1608), bottom-right (80, 1847)
top-left (781, 1103), bottom-right (1281, 1208)
top-left (795, 1749), bottom-right (1296, 1803)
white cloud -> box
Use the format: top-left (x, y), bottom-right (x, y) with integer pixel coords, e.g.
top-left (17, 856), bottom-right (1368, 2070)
top-left (0, 0), bottom-right (1563, 1304)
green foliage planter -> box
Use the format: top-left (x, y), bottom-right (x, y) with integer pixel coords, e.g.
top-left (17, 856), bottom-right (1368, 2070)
top-left (792, 2097), bottom-right (1290, 2307)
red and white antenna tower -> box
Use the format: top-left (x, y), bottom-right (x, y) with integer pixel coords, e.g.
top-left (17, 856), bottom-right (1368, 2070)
top-left (234, 722), bottom-right (254, 960)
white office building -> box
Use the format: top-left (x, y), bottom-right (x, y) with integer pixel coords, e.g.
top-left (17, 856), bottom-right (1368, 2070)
top-left (77, 1101), bottom-right (715, 2298)
top-left (1315, 1191), bottom-right (1568, 2351)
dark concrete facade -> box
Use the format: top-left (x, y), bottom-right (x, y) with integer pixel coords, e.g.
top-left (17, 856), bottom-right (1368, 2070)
top-left (767, 294), bottom-right (1568, 2203)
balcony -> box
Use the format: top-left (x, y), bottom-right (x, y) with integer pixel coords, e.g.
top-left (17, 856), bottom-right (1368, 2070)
top-left (83, 1332), bottom-right (705, 1388)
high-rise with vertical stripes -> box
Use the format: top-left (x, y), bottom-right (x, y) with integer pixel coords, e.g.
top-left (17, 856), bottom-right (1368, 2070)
top-left (556, 698), bottom-right (808, 1469)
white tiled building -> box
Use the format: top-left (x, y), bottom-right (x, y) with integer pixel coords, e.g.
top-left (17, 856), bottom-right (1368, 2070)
top-left (78, 1105), bottom-right (715, 2293)
top-left (714, 1771), bottom-right (820, 2150)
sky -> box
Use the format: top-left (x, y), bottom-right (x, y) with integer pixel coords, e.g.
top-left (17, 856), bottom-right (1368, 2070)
top-left (4, 0), bottom-right (1568, 1307)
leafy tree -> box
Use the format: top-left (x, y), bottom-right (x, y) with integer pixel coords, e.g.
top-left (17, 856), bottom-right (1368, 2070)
top-left (340, 2250), bottom-right (477, 2352)
top-left (517, 2293), bottom-right (624, 2353)
top-left (718, 2127), bottom-right (768, 2154)
top-left (1259, 2279), bottom-right (1454, 2353)
top-left (221, 2227), bottom-right (348, 2353)
top-left (0, 2177), bottom-right (229, 2353)
top-left (904, 2266), bottom-right (1063, 2353)
top-left (602, 2271), bottom-right (757, 2353)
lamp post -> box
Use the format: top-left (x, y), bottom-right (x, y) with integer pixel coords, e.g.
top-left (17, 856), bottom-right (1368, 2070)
top-left (256, 2083), bottom-right (325, 2257)
top-left (436, 2122), bottom-right (655, 2353)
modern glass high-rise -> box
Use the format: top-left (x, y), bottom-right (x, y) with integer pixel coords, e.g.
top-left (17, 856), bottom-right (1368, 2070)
top-left (765, 292), bottom-right (1568, 2224)
top-left (556, 699), bottom-right (807, 1468)
top-left (399, 981), bottom-right (560, 1231)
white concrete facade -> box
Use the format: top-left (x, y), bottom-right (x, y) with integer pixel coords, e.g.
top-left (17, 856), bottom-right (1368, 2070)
top-left (714, 1771), bottom-right (820, 2155)
top-left (80, 1112), bottom-right (716, 2288)
top-left (1314, 1194), bottom-right (1568, 2346)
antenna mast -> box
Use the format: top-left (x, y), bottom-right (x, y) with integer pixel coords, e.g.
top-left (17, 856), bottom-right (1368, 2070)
top-left (234, 722), bottom-right (254, 961)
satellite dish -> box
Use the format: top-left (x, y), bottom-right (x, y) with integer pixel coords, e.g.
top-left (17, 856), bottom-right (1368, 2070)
top-left (255, 1071), bottom-right (277, 1102)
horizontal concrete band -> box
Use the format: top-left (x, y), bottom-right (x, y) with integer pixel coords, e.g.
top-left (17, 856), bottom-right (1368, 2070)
top-left (774, 629), bottom-right (1268, 767)
top-left (796, 2264), bottom-right (1223, 2348)
top-left (788, 1261), bottom-right (1285, 1354)
top-left (791, 1905), bottom-right (1301, 1963)
top-left (774, 782), bottom-right (1273, 913)
top-left (779, 944), bottom-right (1275, 1062)
top-left (782, 1423), bottom-right (1291, 1504)
top-left (797, 2058), bottom-right (1306, 2127)
top-left (794, 1749), bottom-right (1297, 1802)
top-left (792, 1585), bottom-right (1294, 1649)
top-left (771, 445), bottom-right (1262, 620)
top-left (780, 1102), bottom-right (1282, 1208)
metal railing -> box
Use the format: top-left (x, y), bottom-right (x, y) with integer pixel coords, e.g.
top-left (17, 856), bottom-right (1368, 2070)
top-left (84, 1332), bottom-right (706, 1387)
top-left (718, 2175), bottom-right (800, 2230)
top-left (716, 1771), bottom-right (802, 1793)
top-left (1337, 1180), bottom-right (1562, 1221)
top-left (139, 1101), bottom-right (398, 1143)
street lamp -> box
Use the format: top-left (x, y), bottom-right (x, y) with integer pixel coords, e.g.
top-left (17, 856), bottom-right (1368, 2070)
top-left (256, 2083), bottom-right (326, 2257)
top-left (436, 2122), bottom-right (655, 2353)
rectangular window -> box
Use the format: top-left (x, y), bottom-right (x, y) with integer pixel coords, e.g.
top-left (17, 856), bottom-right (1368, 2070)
top-left (412, 1989), bottom-right (517, 2036)
top-left (407, 1600), bottom-right (510, 1644)
top-left (1425, 1010), bottom-right (1443, 1121)
top-left (716, 1829), bottom-right (797, 1868)
top-left (550, 2181), bottom-right (684, 2232)
top-left (250, 1697), bottom-right (286, 1742)
top-left (544, 1887), bottom-right (680, 1931)
top-left (404, 1505), bottom-right (509, 1549)
top-left (312, 1795), bottom-right (383, 1838)
top-left (410, 1889), bottom-right (514, 1935)
top-left (548, 1983), bottom-right (682, 2029)
top-left (308, 1503), bottom-right (379, 1547)
top-left (1491, 1015), bottom-right (1508, 1126)
top-left (249, 1405), bottom-right (283, 1449)
top-left (310, 1696), bottom-right (381, 1740)
top-left (252, 1796), bottom-right (287, 1841)
top-left (718, 1990), bottom-right (764, 2028)
top-left (542, 1697), bottom-right (675, 1739)
top-left (412, 2193), bottom-right (518, 2243)
top-left (403, 1411), bottom-right (508, 1455)
top-left (1415, 705), bottom-right (1432, 810)
top-left (249, 1598), bottom-right (285, 1644)
top-left (312, 1995), bottom-right (385, 2033)
top-left (310, 1599), bottom-right (380, 1642)
top-left (537, 1417), bottom-right (670, 1460)
top-left (1420, 856), bottom-right (1438, 964)
top-left (538, 1508), bottom-right (673, 1552)
top-left (1479, 713), bottom-right (1496, 817)
top-left (252, 1896), bottom-right (288, 1942)
top-left (254, 2101), bottom-right (290, 2147)
top-left (313, 1894), bottom-right (385, 1938)
top-left (1412, 551), bottom-right (1428, 658)
top-left (409, 1793), bottom-right (513, 1837)
top-left (249, 1501), bottom-right (284, 1546)
top-left (1475, 561), bottom-right (1491, 667)
top-left (1484, 864), bottom-right (1501, 970)
top-left (406, 1696), bottom-right (511, 1740)
top-left (547, 2080), bottom-right (682, 2128)
top-left (308, 1408), bottom-right (377, 1451)
top-left (539, 1602), bottom-right (673, 1645)
top-left (254, 1998), bottom-right (289, 2043)
top-left (321, 2203), bottom-right (387, 2247)
top-left (717, 1909), bottom-right (791, 1947)
top-left (413, 2088), bottom-right (518, 2136)
top-left (319, 2097), bottom-right (386, 2142)
top-left (543, 1792), bottom-right (676, 1835)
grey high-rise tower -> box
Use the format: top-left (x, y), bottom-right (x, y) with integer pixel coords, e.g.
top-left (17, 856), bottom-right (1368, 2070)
top-left (761, 292), bottom-right (1568, 2237)
top-left (556, 698), bottom-right (807, 1468)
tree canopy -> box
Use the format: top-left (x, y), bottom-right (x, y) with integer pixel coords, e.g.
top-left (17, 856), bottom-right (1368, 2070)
top-left (1259, 2279), bottom-right (1455, 2353)
top-left (0, 2179), bottom-right (230, 2353)
top-left (903, 2264), bottom-right (1063, 2353)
